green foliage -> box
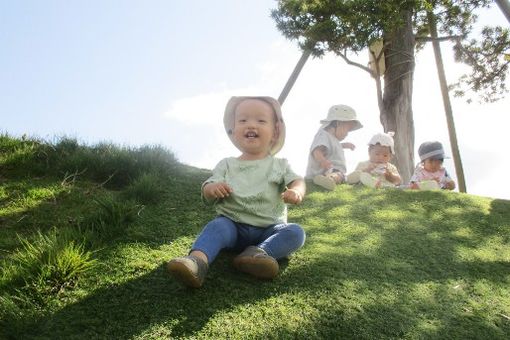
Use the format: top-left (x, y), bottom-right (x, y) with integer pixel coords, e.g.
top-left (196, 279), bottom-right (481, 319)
top-left (272, 0), bottom-right (509, 102)
top-left (1, 228), bottom-right (95, 294)
top-left (0, 134), bottom-right (47, 175)
top-left (452, 26), bottom-right (510, 103)
top-left (83, 194), bottom-right (139, 240)
top-left (0, 291), bottom-right (41, 337)
top-left (272, 0), bottom-right (426, 54)
top-left (123, 172), bottom-right (165, 204)
top-left (0, 134), bottom-right (180, 188)
top-left (0, 225), bottom-right (97, 336)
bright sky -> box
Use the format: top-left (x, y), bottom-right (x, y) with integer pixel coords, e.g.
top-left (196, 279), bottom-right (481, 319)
top-left (1, 1), bottom-right (509, 200)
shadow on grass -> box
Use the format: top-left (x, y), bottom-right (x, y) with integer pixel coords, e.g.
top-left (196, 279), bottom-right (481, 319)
top-left (3, 182), bottom-right (510, 338)
top-left (11, 256), bottom-right (281, 339)
top-left (0, 178), bottom-right (79, 256)
top-left (280, 183), bottom-right (510, 338)
top-left (13, 236), bottom-right (509, 339)
top-left (304, 183), bottom-right (509, 243)
top-left (0, 166), bottom-right (212, 253)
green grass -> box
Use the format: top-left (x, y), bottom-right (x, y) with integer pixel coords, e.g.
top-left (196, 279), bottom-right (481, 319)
top-left (0, 134), bottom-right (509, 339)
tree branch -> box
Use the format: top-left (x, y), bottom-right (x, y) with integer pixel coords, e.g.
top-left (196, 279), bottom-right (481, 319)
top-left (415, 35), bottom-right (462, 43)
top-left (95, 171), bottom-right (118, 189)
top-left (336, 51), bottom-right (374, 75)
top-left (61, 168), bottom-right (88, 187)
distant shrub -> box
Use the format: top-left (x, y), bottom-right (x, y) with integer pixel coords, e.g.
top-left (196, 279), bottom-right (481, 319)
top-left (56, 139), bottom-right (180, 188)
top-left (76, 142), bottom-right (141, 188)
top-left (123, 171), bottom-right (165, 204)
top-left (136, 145), bottom-right (180, 174)
top-left (0, 134), bottom-right (180, 188)
top-left (0, 134), bottom-right (49, 176)
top-left (53, 137), bottom-right (80, 157)
top-left (84, 194), bottom-right (139, 240)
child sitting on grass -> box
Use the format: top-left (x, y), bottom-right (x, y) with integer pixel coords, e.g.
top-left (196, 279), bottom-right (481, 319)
top-left (409, 141), bottom-right (456, 190)
top-left (305, 104), bottom-right (362, 190)
top-left (346, 132), bottom-right (402, 188)
top-left (166, 96), bottom-right (306, 288)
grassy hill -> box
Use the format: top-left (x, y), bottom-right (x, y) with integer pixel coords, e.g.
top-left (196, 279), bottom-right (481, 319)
top-left (1, 134), bottom-right (509, 339)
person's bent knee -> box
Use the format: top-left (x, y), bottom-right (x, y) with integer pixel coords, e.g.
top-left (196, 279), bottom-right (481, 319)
top-left (205, 216), bottom-right (235, 232)
top-left (283, 223), bottom-right (306, 248)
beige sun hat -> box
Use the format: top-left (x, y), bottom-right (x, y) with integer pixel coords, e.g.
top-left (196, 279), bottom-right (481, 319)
top-left (368, 131), bottom-right (395, 154)
top-left (320, 104), bottom-right (363, 131)
top-left (223, 96), bottom-right (286, 156)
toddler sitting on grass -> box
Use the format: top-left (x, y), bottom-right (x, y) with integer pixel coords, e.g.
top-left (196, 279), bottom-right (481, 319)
top-left (305, 104), bottom-right (362, 190)
top-left (409, 141), bottom-right (455, 190)
top-left (166, 96), bottom-right (306, 288)
top-left (346, 132), bottom-right (401, 188)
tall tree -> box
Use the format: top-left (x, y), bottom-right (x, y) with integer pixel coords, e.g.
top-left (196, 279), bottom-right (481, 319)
top-left (272, 0), bottom-right (510, 182)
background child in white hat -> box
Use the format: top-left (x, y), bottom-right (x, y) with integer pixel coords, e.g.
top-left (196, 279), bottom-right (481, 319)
top-left (305, 104), bottom-right (362, 190)
top-left (409, 141), bottom-right (456, 190)
top-left (346, 132), bottom-right (402, 188)
top-left (166, 96), bottom-right (306, 288)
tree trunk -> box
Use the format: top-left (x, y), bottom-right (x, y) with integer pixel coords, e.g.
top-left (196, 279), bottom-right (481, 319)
top-left (278, 50), bottom-right (312, 105)
top-left (495, 0), bottom-right (510, 24)
top-left (381, 10), bottom-right (416, 183)
top-left (428, 11), bottom-right (467, 193)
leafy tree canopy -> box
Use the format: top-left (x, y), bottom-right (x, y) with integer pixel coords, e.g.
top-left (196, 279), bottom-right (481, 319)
top-left (272, 0), bottom-right (510, 102)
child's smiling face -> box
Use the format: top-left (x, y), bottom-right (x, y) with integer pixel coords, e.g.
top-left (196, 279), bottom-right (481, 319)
top-left (232, 99), bottom-right (276, 159)
top-left (369, 144), bottom-right (391, 164)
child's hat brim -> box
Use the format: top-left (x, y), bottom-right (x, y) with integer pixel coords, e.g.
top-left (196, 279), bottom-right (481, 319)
top-left (418, 141), bottom-right (448, 161)
top-left (320, 104), bottom-right (362, 131)
top-left (224, 96), bottom-right (286, 156)
top-left (368, 132), bottom-right (395, 154)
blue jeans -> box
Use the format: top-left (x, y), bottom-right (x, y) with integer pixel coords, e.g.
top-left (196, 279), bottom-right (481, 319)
top-left (191, 216), bottom-right (306, 263)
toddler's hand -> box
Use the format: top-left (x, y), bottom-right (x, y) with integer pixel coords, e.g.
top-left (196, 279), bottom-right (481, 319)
top-left (443, 180), bottom-right (456, 190)
top-left (281, 188), bottom-right (303, 205)
top-left (383, 169), bottom-right (393, 180)
top-left (203, 182), bottom-right (233, 199)
top-left (341, 142), bottom-right (356, 150)
top-left (364, 163), bottom-right (377, 172)
top-left (319, 159), bottom-right (333, 170)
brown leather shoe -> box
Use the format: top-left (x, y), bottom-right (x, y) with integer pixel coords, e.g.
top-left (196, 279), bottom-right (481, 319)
top-left (166, 255), bottom-right (208, 288)
top-left (233, 246), bottom-right (279, 279)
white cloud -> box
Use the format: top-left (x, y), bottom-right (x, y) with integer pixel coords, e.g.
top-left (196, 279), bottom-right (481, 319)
top-left (165, 89), bottom-right (245, 125)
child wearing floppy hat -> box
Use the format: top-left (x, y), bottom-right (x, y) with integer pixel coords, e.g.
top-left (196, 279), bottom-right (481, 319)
top-left (305, 104), bottom-right (363, 190)
top-left (166, 96), bottom-right (306, 288)
top-left (346, 132), bottom-right (402, 188)
top-left (409, 141), bottom-right (456, 190)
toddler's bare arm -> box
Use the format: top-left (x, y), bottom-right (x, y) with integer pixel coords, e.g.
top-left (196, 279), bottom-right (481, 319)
top-left (282, 179), bottom-right (306, 205)
top-left (444, 180), bottom-right (456, 190)
top-left (340, 142), bottom-right (355, 150)
top-left (311, 146), bottom-right (332, 170)
top-left (385, 170), bottom-right (402, 185)
top-left (203, 182), bottom-right (233, 199)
